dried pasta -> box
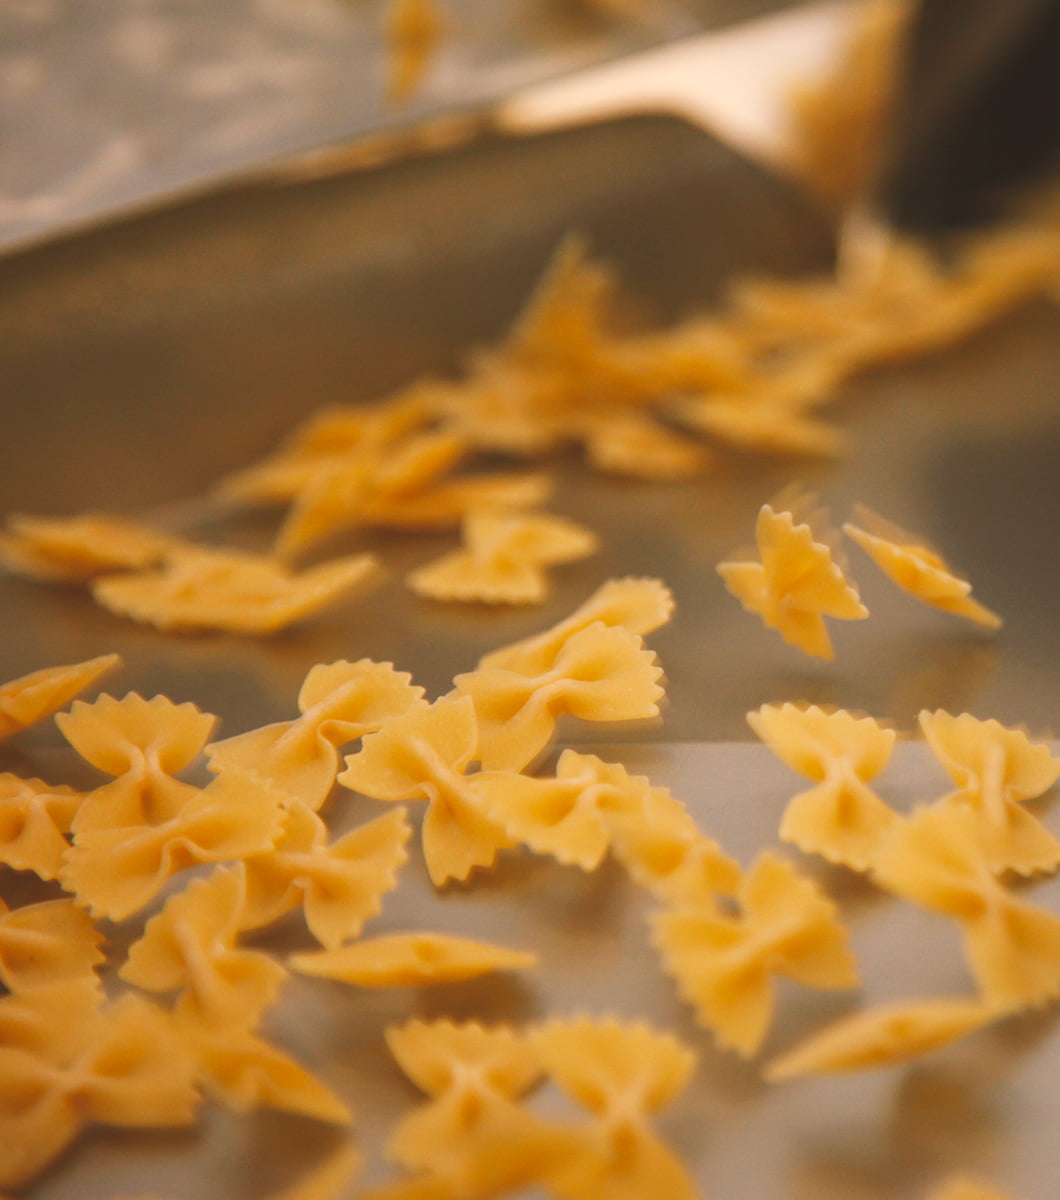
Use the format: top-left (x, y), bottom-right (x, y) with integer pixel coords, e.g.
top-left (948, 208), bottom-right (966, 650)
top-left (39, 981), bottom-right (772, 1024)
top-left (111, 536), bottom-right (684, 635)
top-left (764, 996), bottom-right (997, 1081)
top-left (0, 773), bottom-right (81, 880)
top-left (92, 545), bottom-right (380, 634)
top-left (0, 652), bottom-right (120, 740)
top-left (407, 509), bottom-right (598, 605)
top-left (289, 931), bottom-right (536, 986)
top-left (718, 495), bottom-right (867, 659)
top-left (918, 710), bottom-right (1060, 876)
top-left (0, 897), bottom-right (104, 993)
top-left (653, 851), bottom-right (859, 1056)
top-left (843, 503), bottom-right (1002, 628)
top-left (748, 702), bottom-right (899, 871)
top-left (0, 513), bottom-right (179, 582)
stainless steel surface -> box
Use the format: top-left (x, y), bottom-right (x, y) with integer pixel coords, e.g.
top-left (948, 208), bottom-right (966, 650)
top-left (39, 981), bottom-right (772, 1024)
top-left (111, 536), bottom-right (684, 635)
top-left (2, 112), bottom-right (1060, 1197)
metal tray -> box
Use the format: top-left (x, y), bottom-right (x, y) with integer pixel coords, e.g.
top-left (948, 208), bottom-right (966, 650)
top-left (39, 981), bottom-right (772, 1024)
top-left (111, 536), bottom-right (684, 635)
top-left (2, 113), bottom-right (1059, 1198)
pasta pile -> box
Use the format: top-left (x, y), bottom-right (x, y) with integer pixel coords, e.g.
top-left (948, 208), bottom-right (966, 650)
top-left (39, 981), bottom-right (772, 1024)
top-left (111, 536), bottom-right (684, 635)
top-left (0, 578), bottom-right (1055, 1197)
top-left (719, 493), bottom-right (1002, 658)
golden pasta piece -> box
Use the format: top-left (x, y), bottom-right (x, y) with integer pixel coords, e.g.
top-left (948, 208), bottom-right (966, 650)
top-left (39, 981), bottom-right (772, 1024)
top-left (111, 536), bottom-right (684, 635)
top-left (0, 513), bottom-right (179, 581)
top-left (387, 1018), bottom-right (542, 1101)
top-left (62, 772), bottom-right (282, 921)
top-left (0, 773), bottom-right (80, 880)
top-left (532, 1017), bottom-right (698, 1200)
top-left (289, 931), bottom-right (537, 987)
top-left (675, 391), bottom-right (844, 458)
top-left (478, 576), bottom-right (674, 675)
top-left (764, 996), bottom-right (997, 1081)
top-left (474, 749), bottom-right (664, 872)
top-left (385, 0), bottom-right (444, 102)
top-left (338, 694), bottom-right (513, 887)
top-left (239, 803), bottom-right (411, 948)
top-left (577, 411), bottom-right (708, 481)
top-left (207, 659), bottom-right (426, 810)
top-left (718, 498), bottom-right (868, 659)
top-left (918, 710), bottom-right (1060, 876)
top-left (92, 545), bottom-right (380, 634)
top-left (653, 851), bottom-right (859, 1056)
top-left (121, 864), bottom-right (288, 1032)
top-left (452, 622), bottom-right (664, 772)
top-left (0, 977), bottom-right (104, 1064)
top-left (180, 1022), bottom-right (351, 1125)
top-left (844, 504), bottom-right (1002, 628)
top-left (370, 471), bottom-right (552, 530)
top-left (0, 993), bottom-right (198, 1190)
top-left (0, 653), bottom-right (121, 741)
top-left (874, 804), bottom-right (1060, 1008)
top-left (408, 509), bottom-right (598, 605)
top-left (0, 898), bottom-right (104, 993)
top-left (748, 702), bottom-right (899, 871)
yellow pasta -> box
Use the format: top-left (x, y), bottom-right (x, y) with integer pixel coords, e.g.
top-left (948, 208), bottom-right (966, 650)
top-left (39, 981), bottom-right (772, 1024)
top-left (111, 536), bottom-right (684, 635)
top-left (338, 694), bottom-right (513, 886)
top-left (873, 804), bottom-right (1060, 1008)
top-left (452, 622), bottom-right (664, 772)
top-left (653, 851), bottom-right (858, 1056)
top-left (675, 390), bottom-right (844, 458)
top-left (532, 1016), bottom-right (698, 1200)
top-left (0, 976), bottom-right (104, 1066)
top-left (748, 702), bottom-right (899, 871)
top-left (289, 931), bottom-right (537, 986)
top-left (0, 513), bottom-right (179, 581)
top-left (120, 864), bottom-right (288, 1032)
top-left (0, 652), bottom-right (121, 741)
top-left (918, 710), bottom-right (1060, 876)
top-left (843, 503), bottom-right (1003, 628)
top-left (764, 996), bottom-right (997, 1081)
top-left (575, 410), bottom-right (707, 481)
top-left (239, 803), bottom-right (411, 948)
top-left (718, 496), bottom-right (867, 659)
top-left (407, 509), bottom-right (598, 605)
top-left (0, 898), bottom-right (104, 993)
top-left (62, 771), bottom-right (282, 921)
top-left (206, 658), bottom-right (426, 810)
top-left (0, 773), bottom-right (81, 880)
top-left (92, 545), bottom-right (380, 634)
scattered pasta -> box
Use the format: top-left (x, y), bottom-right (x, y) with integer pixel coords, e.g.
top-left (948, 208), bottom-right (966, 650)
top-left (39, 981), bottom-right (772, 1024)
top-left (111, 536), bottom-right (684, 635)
top-left (0, 513), bottom-right (179, 582)
top-left (0, 653), bottom-right (120, 741)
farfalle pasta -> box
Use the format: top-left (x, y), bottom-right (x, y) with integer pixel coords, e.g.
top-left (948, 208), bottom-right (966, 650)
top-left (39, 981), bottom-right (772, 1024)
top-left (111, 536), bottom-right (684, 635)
top-left (532, 1016), bottom-right (698, 1200)
top-left (0, 898), bottom-right (104, 993)
top-left (873, 804), bottom-right (1060, 1008)
top-left (0, 653), bottom-right (120, 741)
top-left (289, 932), bottom-right (536, 987)
top-left (206, 658), bottom-right (426, 811)
top-left (843, 503), bottom-right (1002, 628)
top-left (407, 509), bottom-right (598, 605)
top-left (764, 996), bottom-right (997, 1081)
top-left (0, 513), bottom-right (179, 582)
top-left (238, 803), bottom-right (411, 948)
top-left (0, 773), bottom-right (81, 879)
top-left (653, 851), bottom-right (859, 1056)
top-left (451, 621), bottom-right (664, 772)
top-left (337, 694), bottom-right (513, 886)
top-left (748, 702), bottom-right (899, 871)
top-left (92, 545), bottom-right (380, 634)
top-left (718, 495), bottom-right (867, 659)
top-left (918, 710), bottom-right (1060, 876)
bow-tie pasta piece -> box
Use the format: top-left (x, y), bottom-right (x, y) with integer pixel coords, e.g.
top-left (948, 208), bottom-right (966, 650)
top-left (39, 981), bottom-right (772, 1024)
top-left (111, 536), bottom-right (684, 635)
top-left (576, 411), bottom-right (708, 481)
top-left (0, 774), bottom-right (81, 880)
top-left (62, 772), bottom-right (283, 921)
top-left (654, 851), bottom-right (858, 1056)
top-left (531, 1016), bottom-right (698, 1200)
top-left (0, 653), bottom-right (120, 741)
top-left (178, 1020), bottom-right (351, 1126)
top-left (59, 693), bottom-right (217, 832)
top-left (674, 388), bottom-right (844, 458)
top-left (477, 577), bottom-right (674, 675)
top-left (363, 471), bottom-right (552, 531)
top-left (0, 513), bottom-right (179, 582)
top-left (338, 694), bottom-right (513, 886)
top-left (290, 932), bottom-right (536, 987)
top-left (239, 803), bottom-right (410, 948)
top-left (748, 703), bottom-right (899, 871)
top-left (718, 496), bottom-right (867, 659)
top-left (918, 710), bottom-right (1060, 876)
top-left (408, 509), bottom-right (598, 605)
top-left (0, 898), bottom-right (104, 992)
top-left (121, 864), bottom-right (288, 1032)
top-left (452, 622), bottom-right (664, 773)
top-left (843, 504), bottom-right (1002, 628)
top-left (92, 545), bottom-right (380, 634)
top-left (0, 992), bottom-right (198, 1190)
top-left (764, 996), bottom-right (998, 1081)
top-left (874, 804), bottom-right (1060, 1008)
top-left (207, 659), bottom-right (426, 810)
top-left (0, 977), bottom-right (104, 1065)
